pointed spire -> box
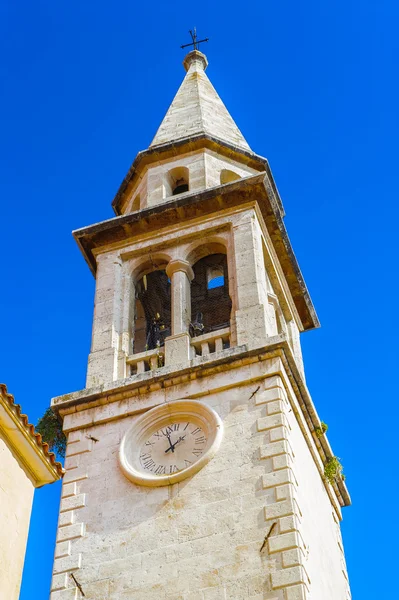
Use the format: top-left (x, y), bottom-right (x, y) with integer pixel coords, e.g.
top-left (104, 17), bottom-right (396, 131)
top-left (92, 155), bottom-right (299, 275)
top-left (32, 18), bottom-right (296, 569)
top-left (150, 50), bottom-right (251, 151)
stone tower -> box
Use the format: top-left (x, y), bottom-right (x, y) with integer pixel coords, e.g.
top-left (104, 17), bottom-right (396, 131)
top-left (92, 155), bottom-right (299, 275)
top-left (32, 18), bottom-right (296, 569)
top-left (50, 50), bottom-right (351, 600)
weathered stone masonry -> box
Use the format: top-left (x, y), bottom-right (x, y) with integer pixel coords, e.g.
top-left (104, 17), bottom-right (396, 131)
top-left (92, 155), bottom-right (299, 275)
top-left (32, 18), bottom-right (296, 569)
top-left (49, 48), bottom-right (351, 599)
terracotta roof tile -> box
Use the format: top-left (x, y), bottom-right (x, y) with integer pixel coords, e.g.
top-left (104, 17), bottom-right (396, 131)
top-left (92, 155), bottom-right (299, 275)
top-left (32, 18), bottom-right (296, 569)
top-left (0, 383), bottom-right (64, 478)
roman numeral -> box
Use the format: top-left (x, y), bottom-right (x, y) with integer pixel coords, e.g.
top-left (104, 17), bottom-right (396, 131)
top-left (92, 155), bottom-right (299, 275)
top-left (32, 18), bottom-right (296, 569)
top-left (184, 423), bottom-right (190, 431)
top-left (184, 460), bottom-right (192, 467)
top-left (191, 427), bottom-right (201, 436)
top-left (169, 465), bottom-right (178, 474)
top-left (144, 441), bottom-right (154, 446)
top-left (143, 458), bottom-right (155, 469)
top-left (192, 449), bottom-right (203, 457)
top-left (140, 453), bottom-right (151, 461)
top-left (195, 436), bottom-right (206, 444)
top-left (154, 465), bottom-right (167, 475)
top-left (153, 432), bottom-right (162, 439)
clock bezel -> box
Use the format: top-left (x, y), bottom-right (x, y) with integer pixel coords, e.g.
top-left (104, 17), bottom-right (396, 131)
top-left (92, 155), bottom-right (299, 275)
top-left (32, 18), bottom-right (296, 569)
top-left (119, 399), bottom-right (223, 487)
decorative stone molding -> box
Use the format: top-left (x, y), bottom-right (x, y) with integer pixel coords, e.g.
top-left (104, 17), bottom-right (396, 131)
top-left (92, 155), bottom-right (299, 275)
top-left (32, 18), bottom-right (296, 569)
top-left (257, 375), bottom-right (311, 599)
top-left (50, 431), bottom-right (92, 598)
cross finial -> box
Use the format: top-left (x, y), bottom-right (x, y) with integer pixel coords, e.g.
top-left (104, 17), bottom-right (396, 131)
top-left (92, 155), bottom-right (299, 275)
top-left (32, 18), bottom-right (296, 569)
top-left (181, 28), bottom-right (209, 51)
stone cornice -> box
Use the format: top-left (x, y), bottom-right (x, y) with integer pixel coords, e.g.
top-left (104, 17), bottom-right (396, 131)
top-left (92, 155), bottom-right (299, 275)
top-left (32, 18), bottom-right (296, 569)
top-left (73, 173), bottom-right (319, 331)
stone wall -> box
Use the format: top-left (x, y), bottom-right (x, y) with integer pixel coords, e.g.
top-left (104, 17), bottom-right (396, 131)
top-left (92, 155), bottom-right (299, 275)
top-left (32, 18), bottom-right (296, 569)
top-left (50, 357), bottom-right (349, 599)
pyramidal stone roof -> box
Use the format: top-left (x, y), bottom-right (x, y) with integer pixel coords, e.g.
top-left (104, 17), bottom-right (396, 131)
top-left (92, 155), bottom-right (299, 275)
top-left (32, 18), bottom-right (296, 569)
top-left (150, 50), bottom-right (251, 152)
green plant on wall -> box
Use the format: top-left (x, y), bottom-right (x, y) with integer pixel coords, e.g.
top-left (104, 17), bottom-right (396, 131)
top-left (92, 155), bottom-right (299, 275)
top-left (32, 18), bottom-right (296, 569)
top-left (315, 421), bottom-right (328, 437)
top-left (324, 456), bottom-right (344, 485)
top-left (36, 407), bottom-right (66, 458)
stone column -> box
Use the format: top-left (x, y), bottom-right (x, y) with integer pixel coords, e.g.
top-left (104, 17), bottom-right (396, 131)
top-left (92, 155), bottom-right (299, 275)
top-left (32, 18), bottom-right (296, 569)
top-left (117, 268), bottom-right (135, 380)
top-left (165, 259), bottom-right (194, 366)
top-left (86, 252), bottom-right (123, 387)
top-left (233, 212), bottom-right (271, 349)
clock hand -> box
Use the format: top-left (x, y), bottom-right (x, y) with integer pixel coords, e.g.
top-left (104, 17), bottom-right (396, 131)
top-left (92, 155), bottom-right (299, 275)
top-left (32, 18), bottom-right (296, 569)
top-left (165, 435), bottom-right (186, 453)
top-left (165, 432), bottom-right (175, 453)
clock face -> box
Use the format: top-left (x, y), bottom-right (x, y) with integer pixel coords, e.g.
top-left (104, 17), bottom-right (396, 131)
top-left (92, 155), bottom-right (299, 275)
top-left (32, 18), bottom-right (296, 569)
top-left (119, 400), bottom-right (223, 487)
top-left (139, 421), bottom-right (208, 476)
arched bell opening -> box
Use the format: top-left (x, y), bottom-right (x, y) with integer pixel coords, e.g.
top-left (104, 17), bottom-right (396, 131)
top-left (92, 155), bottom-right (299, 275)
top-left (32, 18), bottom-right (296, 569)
top-left (190, 253), bottom-right (232, 337)
top-left (165, 166), bottom-right (190, 197)
top-left (133, 269), bottom-right (171, 353)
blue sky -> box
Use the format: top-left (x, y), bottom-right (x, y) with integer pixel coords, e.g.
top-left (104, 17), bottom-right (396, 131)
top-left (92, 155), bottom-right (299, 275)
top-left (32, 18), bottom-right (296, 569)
top-left (1, 0), bottom-right (398, 597)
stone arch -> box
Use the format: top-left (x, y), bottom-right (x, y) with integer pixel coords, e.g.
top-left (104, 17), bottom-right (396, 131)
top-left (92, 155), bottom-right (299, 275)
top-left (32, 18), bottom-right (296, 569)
top-left (130, 252), bottom-right (173, 283)
top-left (187, 240), bottom-right (232, 337)
top-left (165, 166), bottom-right (190, 197)
top-left (185, 238), bottom-right (227, 267)
top-left (129, 253), bottom-right (173, 354)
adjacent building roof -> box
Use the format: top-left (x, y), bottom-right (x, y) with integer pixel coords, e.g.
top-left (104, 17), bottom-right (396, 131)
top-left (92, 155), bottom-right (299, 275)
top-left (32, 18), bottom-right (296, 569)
top-left (0, 383), bottom-right (64, 486)
top-left (150, 50), bottom-right (251, 152)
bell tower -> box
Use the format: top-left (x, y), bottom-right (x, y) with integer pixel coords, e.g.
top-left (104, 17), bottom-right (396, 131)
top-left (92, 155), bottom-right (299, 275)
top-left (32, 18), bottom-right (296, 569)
top-left (50, 50), bottom-right (351, 600)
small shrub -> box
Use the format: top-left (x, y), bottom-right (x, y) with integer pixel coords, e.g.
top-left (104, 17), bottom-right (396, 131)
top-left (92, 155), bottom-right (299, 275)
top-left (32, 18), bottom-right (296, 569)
top-left (315, 421), bottom-right (328, 437)
top-left (324, 456), bottom-right (344, 485)
top-left (36, 407), bottom-right (66, 458)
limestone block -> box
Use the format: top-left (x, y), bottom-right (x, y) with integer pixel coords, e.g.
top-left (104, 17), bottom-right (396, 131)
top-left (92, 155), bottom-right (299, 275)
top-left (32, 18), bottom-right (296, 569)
top-left (284, 584), bottom-right (309, 600)
top-left (236, 305), bottom-right (269, 348)
top-left (276, 484), bottom-right (297, 503)
top-left (58, 511), bottom-right (74, 527)
top-left (68, 431), bottom-right (82, 443)
top-left (51, 573), bottom-right (68, 592)
top-left (61, 482), bottom-right (77, 499)
top-left (256, 387), bottom-right (287, 405)
top-left (267, 401), bottom-right (286, 416)
top-left (165, 333), bottom-right (191, 366)
top-left (273, 454), bottom-right (293, 471)
top-left (279, 515), bottom-right (302, 534)
top-left (264, 375), bottom-right (285, 391)
top-left (53, 553), bottom-right (81, 574)
top-left (60, 493), bottom-right (86, 513)
top-left (270, 426), bottom-right (289, 442)
top-left (282, 548), bottom-right (304, 568)
top-left (57, 523), bottom-right (85, 543)
top-left (50, 588), bottom-right (78, 600)
top-left (264, 499), bottom-right (299, 521)
top-left (260, 440), bottom-right (293, 460)
top-left (55, 541), bottom-right (71, 559)
top-left (262, 469), bottom-right (294, 489)
top-left (63, 467), bottom-right (88, 485)
top-left (65, 438), bottom-right (92, 457)
top-left (64, 454), bottom-right (79, 470)
top-left (268, 532), bottom-right (304, 554)
top-left (271, 565), bottom-right (308, 589)
top-left (257, 413), bottom-right (288, 431)
top-left (86, 347), bottom-right (119, 387)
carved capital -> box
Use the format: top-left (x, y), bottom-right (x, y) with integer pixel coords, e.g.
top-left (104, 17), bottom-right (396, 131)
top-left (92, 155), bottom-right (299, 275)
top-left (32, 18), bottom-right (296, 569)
top-left (166, 259), bottom-right (194, 282)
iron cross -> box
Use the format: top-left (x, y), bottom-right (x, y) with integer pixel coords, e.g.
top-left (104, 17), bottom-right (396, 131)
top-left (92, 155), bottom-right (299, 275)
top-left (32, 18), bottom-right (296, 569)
top-left (181, 28), bottom-right (209, 51)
